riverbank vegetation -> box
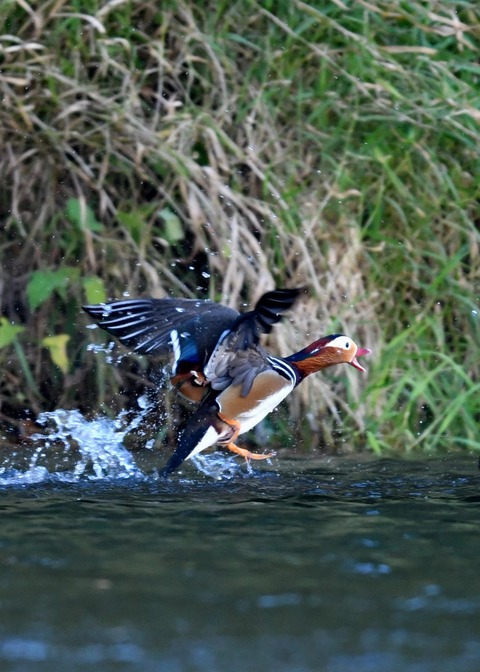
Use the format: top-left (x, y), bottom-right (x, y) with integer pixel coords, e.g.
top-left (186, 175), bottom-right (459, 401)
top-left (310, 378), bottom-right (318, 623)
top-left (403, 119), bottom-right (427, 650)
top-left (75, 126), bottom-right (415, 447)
top-left (1, 1), bottom-right (479, 456)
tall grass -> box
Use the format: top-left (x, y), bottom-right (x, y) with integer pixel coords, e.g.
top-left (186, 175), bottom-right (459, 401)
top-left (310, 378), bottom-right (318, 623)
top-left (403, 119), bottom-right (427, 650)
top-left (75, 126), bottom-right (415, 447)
top-left (0, 0), bottom-right (479, 454)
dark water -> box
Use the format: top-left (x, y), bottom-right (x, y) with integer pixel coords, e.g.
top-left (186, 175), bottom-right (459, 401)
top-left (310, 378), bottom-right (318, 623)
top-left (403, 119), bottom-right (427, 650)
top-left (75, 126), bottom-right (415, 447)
top-left (0, 421), bottom-right (479, 672)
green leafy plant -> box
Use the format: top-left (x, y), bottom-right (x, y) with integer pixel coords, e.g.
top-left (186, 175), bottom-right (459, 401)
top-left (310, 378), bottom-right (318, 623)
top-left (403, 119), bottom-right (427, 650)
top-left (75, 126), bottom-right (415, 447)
top-left (27, 269), bottom-right (80, 312)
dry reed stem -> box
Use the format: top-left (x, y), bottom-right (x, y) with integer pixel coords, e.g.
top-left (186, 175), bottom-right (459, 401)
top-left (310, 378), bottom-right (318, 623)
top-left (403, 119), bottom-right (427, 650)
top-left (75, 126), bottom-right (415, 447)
top-left (0, 0), bottom-right (478, 452)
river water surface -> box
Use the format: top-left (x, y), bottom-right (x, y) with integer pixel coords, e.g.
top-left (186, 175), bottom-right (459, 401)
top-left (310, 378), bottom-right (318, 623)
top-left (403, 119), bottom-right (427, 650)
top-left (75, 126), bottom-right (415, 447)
top-left (0, 410), bottom-right (478, 671)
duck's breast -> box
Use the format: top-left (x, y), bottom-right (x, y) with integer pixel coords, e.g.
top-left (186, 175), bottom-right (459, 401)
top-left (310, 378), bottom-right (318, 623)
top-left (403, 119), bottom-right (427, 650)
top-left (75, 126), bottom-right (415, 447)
top-left (216, 370), bottom-right (294, 435)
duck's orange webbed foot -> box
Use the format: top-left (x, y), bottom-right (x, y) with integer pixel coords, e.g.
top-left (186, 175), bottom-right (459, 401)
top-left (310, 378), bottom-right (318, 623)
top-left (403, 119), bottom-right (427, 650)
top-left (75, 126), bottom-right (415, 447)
top-left (217, 413), bottom-right (275, 462)
top-left (225, 442), bottom-right (275, 462)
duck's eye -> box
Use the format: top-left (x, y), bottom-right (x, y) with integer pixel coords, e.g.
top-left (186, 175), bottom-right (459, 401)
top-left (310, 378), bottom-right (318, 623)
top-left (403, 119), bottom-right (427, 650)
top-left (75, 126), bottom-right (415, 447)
top-left (344, 341), bottom-right (350, 349)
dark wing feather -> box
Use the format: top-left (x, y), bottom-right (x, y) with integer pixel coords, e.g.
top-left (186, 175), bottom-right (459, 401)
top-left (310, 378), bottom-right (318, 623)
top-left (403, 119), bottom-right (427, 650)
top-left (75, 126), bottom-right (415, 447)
top-left (83, 298), bottom-right (239, 363)
top-left (225, 287), bottom-right (304, 349)
top-left (252, 287), bottom-right (304, 334)
top-left (203, 288), bottom-right (303, 392)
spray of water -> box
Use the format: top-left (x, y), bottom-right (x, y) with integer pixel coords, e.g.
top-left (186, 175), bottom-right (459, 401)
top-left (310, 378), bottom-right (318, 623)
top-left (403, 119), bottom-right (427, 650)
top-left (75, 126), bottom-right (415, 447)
top-left (32, 408), bottom-right (144, 480)
top-left (0, 395), bottom-right (253, 485)
top-left (0, 341), bottom-right (266, 484)
top-left (0, 397), bottom-right (156, 486)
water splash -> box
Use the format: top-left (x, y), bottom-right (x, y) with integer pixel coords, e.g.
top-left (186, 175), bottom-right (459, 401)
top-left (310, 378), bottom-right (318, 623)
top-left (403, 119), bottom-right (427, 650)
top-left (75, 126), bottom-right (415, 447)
top-left (190, 453), bottom-right (251, 480)
top-left (0, 398), bottom-right (157, 486)
top-left (86, 340), bottom-right (126, 365)
top-left (32, 408), bottom-right (143, 480)
top-left (0, 393), bottom-right (257, 486)
top-left (0, 465), bottom-right (51, 486)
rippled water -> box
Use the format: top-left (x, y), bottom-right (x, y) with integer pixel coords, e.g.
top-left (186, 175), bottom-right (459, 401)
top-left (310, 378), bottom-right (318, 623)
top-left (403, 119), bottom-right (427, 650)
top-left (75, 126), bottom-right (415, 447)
top-left (0, 410), bottom-right (479, 671)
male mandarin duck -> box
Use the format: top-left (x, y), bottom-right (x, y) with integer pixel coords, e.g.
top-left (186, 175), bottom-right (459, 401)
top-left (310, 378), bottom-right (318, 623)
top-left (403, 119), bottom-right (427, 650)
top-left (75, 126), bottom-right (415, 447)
top-left (83, 288), bottom-right (371, 475)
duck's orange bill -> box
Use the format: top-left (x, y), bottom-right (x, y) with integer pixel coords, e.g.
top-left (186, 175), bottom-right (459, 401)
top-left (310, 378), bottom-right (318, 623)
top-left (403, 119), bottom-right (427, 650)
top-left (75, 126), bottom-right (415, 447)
top-left (349, 347), bottom-right (372, 373)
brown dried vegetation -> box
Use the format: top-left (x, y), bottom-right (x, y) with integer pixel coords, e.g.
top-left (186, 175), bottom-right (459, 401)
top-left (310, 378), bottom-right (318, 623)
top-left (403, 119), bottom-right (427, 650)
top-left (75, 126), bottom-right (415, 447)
top-left (1, 1), bottom-right (479, 455)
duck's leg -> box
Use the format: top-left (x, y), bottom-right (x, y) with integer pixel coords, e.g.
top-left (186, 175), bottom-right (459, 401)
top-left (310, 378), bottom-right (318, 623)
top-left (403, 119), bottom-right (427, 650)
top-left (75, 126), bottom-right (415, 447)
top-left (217, 413), bottom-right (275, 461)
top-left (225, 442), bottom-right (275, 461)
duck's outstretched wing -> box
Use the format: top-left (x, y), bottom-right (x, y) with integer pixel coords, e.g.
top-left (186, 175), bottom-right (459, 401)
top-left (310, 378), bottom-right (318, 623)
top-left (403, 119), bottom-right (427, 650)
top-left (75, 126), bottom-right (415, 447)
top-left (83, 288), bottom-right (303, 371)
top-left (83, 298), bottom-right (239, 367)
top-left (246, 287), bottom-right (304, 338)
top-left (204, 287), bottom-right (303, 392)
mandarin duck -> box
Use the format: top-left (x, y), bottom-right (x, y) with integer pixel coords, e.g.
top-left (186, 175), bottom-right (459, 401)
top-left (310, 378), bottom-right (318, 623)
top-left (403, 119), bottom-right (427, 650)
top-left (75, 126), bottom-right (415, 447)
top-left (83, 288), bottom-right (370, 475)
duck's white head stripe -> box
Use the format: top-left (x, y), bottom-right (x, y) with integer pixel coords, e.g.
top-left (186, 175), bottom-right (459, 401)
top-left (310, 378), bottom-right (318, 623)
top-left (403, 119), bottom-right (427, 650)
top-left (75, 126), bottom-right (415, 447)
top-left (327, 336), bottom-right (352, 350)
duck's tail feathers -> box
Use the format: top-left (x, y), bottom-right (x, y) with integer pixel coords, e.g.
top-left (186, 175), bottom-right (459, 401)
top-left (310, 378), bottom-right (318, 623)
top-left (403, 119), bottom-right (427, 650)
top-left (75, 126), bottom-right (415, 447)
top-left (160, 396), bottom-right (233, 476)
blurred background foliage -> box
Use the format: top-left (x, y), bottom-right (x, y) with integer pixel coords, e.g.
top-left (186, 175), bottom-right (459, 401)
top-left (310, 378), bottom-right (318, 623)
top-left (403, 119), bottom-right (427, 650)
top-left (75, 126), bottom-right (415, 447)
top-left (0, 0), bottom-right (479, 456)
